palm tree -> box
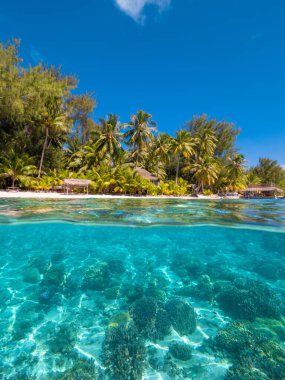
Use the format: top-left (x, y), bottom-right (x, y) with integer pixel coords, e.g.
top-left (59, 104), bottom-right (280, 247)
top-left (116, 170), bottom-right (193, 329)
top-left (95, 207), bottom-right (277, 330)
top-left (185, 155), bottom-right (220, 193)
top-left (124, 110), bottom-right (157, 168)
top-left (0, 149), bottom-right (36, 188)
top-left (152, 133), bottom-right (171, 177)
top-left (170, 130), bottom-right (195, 183)
top-left (38, 96), bottom-right (68, 177)
top-left (226, 154), bottom-right (247, 190)
top-left (94, 114), bottom-right (124, 167)
top-left (195, 127), bottom-right (217, 158)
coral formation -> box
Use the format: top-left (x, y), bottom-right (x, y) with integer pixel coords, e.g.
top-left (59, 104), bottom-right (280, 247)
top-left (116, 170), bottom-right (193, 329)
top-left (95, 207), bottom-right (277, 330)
top-left (165, 298), bottom-right (197, 336)
top-left (102, 323), bottom-right (146, 380)
top-left (169, 341), bottom-right (192, 361)
top-left (82, 262), bottom-right (110, 291)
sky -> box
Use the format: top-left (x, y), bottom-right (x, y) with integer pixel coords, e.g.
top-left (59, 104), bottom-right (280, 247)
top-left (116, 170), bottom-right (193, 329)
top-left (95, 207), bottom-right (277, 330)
top-left (1, 0), bottom-right (285, 166)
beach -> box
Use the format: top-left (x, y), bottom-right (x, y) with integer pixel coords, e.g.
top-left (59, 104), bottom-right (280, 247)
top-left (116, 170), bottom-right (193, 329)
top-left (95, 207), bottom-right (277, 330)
top-left (0, 191), bottom-right (223, 200)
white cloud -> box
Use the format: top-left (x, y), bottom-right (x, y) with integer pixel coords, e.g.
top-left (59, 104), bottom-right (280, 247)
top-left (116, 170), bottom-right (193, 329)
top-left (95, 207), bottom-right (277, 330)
top-left (115, 0), bottom-right (170, 22)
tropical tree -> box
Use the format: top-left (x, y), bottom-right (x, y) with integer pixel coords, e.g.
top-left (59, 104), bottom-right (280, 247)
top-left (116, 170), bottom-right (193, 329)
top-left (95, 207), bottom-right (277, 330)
top-left (152, 133), bottom-right (171, 177)
top-left (124, 110), bottom-right (157, 168)
top-left (37, 96), bottom-right (68, 177)
top-left (68, 94), bottom-right (96, 143)
top-left (94, 114), bottom-right (124, 167)
top-left (226, 153), bottom-right (247, 190)
top-left (251, 158), bottom-right (285, 186)
top-left (170, 130), bottom-right (195, 183)
top-left (186, 114), bottom-right (239, 157)
top-left (184, 155), bottom-right (220, 193)
top-left (0, 149), bottom-right (36, 188)
top-left (195, 127), bottom-right (217, 158)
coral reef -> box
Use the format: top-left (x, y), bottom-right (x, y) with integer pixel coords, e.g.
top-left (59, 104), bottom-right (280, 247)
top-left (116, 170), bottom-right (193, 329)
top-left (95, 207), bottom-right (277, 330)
top-left (57, 357), bottom-right (103, 379)
top-left (82, 262), bottom-right (110, 291)
top-left (102, 323), bottom-right (146, 380)
top-left (165, 298), bottom-right (197, 336)
top-left (169, 341), bottom-right (192, 361)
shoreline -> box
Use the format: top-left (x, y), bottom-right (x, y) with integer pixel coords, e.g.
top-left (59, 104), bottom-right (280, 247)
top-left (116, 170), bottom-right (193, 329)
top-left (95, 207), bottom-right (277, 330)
top-left (0, 191), bottom-right (225, 200)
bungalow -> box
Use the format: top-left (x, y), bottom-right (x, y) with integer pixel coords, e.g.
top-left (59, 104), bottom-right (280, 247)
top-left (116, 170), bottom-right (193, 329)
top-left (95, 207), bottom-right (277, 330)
top-left (135, 167), bottom-right (160, 186)
top-left (241, 184), bottom-right (283, 198)
top-left (63, 179), bottom-right (91, 194)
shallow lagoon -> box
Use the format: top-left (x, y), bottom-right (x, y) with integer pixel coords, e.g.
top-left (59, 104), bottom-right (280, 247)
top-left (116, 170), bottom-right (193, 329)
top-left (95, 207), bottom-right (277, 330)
top-left (0, 199), bottom-right (285, 379)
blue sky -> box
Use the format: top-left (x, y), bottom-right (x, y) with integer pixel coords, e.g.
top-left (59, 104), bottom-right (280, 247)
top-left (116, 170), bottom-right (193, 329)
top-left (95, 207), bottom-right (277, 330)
top-left (1, 0), bottom-right (285, 166)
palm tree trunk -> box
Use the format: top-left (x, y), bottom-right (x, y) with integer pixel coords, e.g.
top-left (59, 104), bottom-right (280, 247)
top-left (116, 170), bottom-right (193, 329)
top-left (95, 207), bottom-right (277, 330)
top-left (12, 177), bottom-right (16, 188)
top-left (175, 157), bottom-right (180, 184)
top-left (156, 158), bottom-right (159, 177)
top-left (38, 126), bottom-right (49, 178)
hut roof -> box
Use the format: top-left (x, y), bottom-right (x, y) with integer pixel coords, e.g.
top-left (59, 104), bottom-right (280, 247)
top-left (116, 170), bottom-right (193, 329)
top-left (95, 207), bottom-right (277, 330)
top-left (241, 184), bottom-right (283, 193)
top-left (135, 167), bottom-right (159, 181)
top-left (63, 179), bottom-right (91, 187)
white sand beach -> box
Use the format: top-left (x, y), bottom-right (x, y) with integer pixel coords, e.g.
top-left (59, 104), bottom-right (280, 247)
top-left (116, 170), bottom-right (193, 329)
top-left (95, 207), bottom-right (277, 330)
top-left (0, 191), bottom-right (223, 200)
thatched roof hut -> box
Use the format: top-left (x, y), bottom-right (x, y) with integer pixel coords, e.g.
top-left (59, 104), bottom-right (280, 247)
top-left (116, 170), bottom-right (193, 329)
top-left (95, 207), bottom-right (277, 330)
top-left (135, 167), bottom-right (160, 186)
top-left (241, 184), bottom-right (283, 198)
top-left (63, 179), bottom-right (91, 194)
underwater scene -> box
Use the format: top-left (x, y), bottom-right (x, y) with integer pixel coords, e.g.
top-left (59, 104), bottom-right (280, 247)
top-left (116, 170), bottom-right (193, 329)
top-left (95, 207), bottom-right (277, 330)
top-left (0, 198), bottom-right (285, 380)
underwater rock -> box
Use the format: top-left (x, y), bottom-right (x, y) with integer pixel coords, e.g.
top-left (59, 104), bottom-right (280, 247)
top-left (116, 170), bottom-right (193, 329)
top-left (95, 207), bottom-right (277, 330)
top-left (104, 286), bottom-right (120, 300)
top-left (23, 267), bottom-right (41, 284)
top-left (82, 262), bottom-right (110, 291)
top-left (165, 298), bottom-right (197, 336)
top-left (107, 259), bottom-right (125, 274)
top-left (49, 323), bottom-right (77, 354)
top-left (253, 260), bottom-right (285, 281)
top-left (171, 254), bottom-right (206, 282)
top-left (38, 284), bottom-right (63, 307)
top-left (194, 275), bottom-right (214, 301)
top-left (169, 341), bottom-right (192, 361)
top-left (26, 255), bottom-right (47, 274)
top-left (57, 357), bottom-right (103, 379)
top-left (122, 283), bottom-right (144, 304)
top-left (51, 252), bottom-right (64, 264)
top-left (216, 278), bottom-right (283, 321)
top-left (63, 273), bottom-right (80, 297)
top-left (41, 263), bottom-right (65, 288)
top-left (102, 322), bottom-right (146, 380)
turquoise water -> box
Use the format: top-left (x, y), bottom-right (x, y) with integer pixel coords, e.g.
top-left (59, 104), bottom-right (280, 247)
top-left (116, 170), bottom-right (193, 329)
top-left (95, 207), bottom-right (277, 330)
top-left (0, 199), bottom-right (285, 379)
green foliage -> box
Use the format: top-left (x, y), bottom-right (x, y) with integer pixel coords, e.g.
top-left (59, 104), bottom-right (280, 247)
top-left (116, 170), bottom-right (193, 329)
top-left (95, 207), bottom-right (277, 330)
top-left (250, 158), bottom-right (285, 188)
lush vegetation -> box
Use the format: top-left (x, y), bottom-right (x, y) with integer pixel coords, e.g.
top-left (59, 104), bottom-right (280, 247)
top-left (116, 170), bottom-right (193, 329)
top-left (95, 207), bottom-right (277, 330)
top-left (0, 40), bottom-right (284, 195)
